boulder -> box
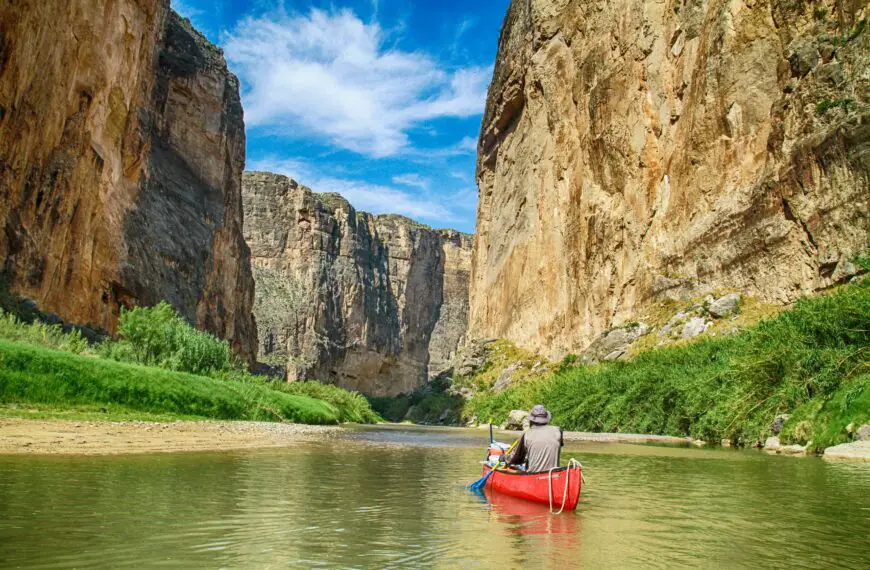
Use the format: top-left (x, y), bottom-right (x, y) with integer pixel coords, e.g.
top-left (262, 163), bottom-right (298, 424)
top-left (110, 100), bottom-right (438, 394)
top-left (681, 317), bottom-right (710, 339)
top-left (40, 312), bottom-right (64, 326)
top-left (858, 425), bottom-right (870, 442)
top-left (504, 409), bottom-right (529, 431)
top-left (788, 39), bottom-right (819, 78)
top-left (771, 414), bottom-right (791, 435)
top-left (764, 436), bottom-right (781, 451)
top-left (824, 441), bottom-right (870, 462)
top-left (492, 364), bottom-right (520, 393)
top-left (832, 261), bottom-right (858, 283)
top-left (707, 293), bottom-right (742, 319)
top-left (778, 444), bottom-right (808, 455)
top-left (582, 322), bottom-right (650, 363)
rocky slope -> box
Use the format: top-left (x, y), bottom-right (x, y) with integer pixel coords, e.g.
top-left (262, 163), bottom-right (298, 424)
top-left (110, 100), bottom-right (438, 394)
top-left (242, 172), bottom-right (472, 396)
top-left (0, 1), bottom-right (256, 361)
top-left (471, 0), bottom-right (869, 359)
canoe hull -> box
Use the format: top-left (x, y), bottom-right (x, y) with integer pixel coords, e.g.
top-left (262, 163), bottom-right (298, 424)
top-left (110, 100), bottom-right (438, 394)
top-left (482, 464), bottom-right (582, 511)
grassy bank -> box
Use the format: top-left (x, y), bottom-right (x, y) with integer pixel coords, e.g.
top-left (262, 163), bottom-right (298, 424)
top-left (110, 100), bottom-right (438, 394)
top-left (463, 279), bottom-right (869, 451)
top-left (0, 297), bottom-right (380, 425)
top-left (0, 339), bottom-right (340, 423)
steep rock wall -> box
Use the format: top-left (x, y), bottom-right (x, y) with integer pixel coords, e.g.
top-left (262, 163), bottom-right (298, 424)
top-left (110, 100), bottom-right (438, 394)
top-left (243, 172), bottom-right (472, 396)
top-left (471, 0), bottom-right (869, 358)
top-left (0, 1), bottom-right (256, 361)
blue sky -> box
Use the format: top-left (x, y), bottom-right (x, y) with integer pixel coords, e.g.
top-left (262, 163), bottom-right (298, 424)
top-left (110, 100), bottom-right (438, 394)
top-left (171, 0), bottom-right (511, 232)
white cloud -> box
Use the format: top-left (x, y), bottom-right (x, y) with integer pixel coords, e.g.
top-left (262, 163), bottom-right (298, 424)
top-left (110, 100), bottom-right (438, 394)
top-left (391, 174), bottom-right (431, 191)
top-left (223, 9), bottom-right (490, 158)
top-left (248, 158), bottom-right (460, 224)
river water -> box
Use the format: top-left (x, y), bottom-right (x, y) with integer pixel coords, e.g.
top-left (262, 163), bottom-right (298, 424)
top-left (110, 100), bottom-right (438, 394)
top-left (1, 425), bottom-right (869, 569)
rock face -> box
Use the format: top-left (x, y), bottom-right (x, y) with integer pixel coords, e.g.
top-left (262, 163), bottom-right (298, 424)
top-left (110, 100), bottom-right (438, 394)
top-left (0, 2), bottom-right (256, 361)
top-left (471, 0), bottom-right (870, 358)
top-left (242, 172), bottom-right (472, 396)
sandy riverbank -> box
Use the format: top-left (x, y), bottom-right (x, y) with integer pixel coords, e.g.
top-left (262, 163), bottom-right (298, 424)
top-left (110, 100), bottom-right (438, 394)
top-left (0, 419), bottom-right (342, 455)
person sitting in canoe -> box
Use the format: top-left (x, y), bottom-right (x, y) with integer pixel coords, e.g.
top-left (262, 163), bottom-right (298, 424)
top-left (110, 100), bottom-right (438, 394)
top-left (503, 405), bottom-right (563, 473)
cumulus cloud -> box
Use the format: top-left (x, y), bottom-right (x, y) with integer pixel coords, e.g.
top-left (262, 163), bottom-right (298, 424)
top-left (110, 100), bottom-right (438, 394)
top-left (248, 158), bottom-right (460, 224)
top-left (223, 8), bottom-right (490, 158)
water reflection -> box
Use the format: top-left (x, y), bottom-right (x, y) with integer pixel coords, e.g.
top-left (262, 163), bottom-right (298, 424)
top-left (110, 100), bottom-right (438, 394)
top-left (0, 427), bottom-right (868, 569)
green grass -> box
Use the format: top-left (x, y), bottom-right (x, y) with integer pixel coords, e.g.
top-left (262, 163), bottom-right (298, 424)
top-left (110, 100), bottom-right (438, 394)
top-left (0, 339), bottom-right (340, 424)
top-left (463, 280), bottom-right (869, 451)
top-left (0, 291), bottom-right (381, 425)
top-left (269, 381), bottom-right (381, 423)
top-left (0, 403), bottom-right (208, 422)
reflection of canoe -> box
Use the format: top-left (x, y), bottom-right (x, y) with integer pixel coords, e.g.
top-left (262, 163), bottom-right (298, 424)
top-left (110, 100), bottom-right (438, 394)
top-left (482, 463), bottom-right (582, 511)
top-left (486, 489), bottom-right (579, 535)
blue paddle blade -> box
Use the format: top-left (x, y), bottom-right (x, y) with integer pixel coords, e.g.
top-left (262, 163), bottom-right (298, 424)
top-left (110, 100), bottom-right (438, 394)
top-left (467, 469), bottom-right (494, 492)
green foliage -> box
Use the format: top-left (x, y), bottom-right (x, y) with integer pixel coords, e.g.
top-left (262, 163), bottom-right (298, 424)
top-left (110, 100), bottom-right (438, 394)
top-left (367, 395), bottom-right (411, 422)
top-left (0, 339), bottom-right (338, 424)
top-left (407, 392), bottom-right (464, 424)
top-left (465, 281), bottom-right (870, 451)
top-left (816, 98), bottom-right (854, 115)
top-left (813, 7), bottom-right (827, 20)
top-left (0, 311), bottom-right (89, 355)
top-left (846, 18), bottom-right (866, 42)
top-left (0, 299), bottom-right (380, 425)
top-left (110, 302), bottom-right (236, 375)
top-left (269, 381), bottom-right (381, 423)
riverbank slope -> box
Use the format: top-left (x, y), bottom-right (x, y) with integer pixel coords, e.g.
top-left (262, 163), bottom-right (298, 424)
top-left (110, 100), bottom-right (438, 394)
top-left (383, 278), bottom-right (869, 458)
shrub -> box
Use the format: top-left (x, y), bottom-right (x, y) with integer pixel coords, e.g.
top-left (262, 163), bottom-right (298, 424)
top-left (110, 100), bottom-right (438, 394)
top-left (111, 302), bottom-right (236, 375)
top-left (269, 381), bottom-right (381, 423)
top-left (0, 311), bottom-right (89, 355)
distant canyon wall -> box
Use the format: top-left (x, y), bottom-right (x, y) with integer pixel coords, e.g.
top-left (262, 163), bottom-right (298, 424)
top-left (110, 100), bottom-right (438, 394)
top-left (0, 1), bottom-right (256, 360)
top-left (242, 172), bottom-right (472, 396)
top-left (471, 0), bottom-right (869, 358)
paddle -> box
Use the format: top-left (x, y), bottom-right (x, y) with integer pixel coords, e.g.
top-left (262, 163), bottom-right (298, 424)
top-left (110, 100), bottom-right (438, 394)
top-left (467, 467), bottom-right (496, 492)
top-left (468, 420), bottom-right (496, 492)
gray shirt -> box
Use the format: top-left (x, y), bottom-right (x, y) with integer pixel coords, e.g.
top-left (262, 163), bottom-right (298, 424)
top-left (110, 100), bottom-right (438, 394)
top-left (505, 424), bottom-right (563, 473)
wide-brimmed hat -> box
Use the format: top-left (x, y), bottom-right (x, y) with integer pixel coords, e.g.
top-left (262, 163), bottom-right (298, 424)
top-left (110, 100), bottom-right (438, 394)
top-left (529, 404), bottom-right (551, 425)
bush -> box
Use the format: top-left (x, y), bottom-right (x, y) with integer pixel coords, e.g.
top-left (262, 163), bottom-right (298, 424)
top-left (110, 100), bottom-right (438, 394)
top-left (0, 311), bottom-right (90, 355)
top-left (368, 395), bottom-right (411, 422)
top-left (109, 302), bottom-right (236, 375)
top-left (269, 381), bottom-right (381, 423)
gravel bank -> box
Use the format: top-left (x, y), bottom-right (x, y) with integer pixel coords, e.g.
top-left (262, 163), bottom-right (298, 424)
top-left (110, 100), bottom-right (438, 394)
top-left (562, 431), bottom-right (692, 444)
top-left (0, 419), bottom-right (343, 456)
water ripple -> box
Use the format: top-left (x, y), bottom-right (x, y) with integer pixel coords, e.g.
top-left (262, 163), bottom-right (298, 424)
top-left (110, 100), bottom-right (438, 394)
top-left (0, 429), bottom-right (869, 568)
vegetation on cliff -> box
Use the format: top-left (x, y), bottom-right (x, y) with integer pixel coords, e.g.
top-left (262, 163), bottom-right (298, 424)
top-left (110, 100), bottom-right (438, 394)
top-left (395, 278), bottom-right (868, 452)
top-left (0, 295), bottom-right (379, 425)
top-left (464, 279), bottom-right (869, 452)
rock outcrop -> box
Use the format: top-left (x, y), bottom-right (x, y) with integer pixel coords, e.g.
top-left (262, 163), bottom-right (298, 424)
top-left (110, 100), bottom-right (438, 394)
top-left (471, 0), bottom-right (869, 358)
top-left (0, 2), bottom-right (256, 361)
top-left (242, 171), bottom-right (472, 396)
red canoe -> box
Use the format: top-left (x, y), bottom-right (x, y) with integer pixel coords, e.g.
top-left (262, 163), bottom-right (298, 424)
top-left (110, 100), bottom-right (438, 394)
top-left (482, 463), bottom-right (582, 511)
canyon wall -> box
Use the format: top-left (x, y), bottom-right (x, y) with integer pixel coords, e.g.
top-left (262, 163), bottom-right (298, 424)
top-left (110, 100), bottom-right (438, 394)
top-left (0, 1), bottom-right (256, 361)
top-left (242, 172), bottom-right (472, 396)
top-left (471, 0), bottom-right (869, 358)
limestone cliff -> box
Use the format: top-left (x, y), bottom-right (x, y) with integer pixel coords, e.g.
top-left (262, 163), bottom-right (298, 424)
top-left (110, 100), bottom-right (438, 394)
top-left (472, 0), bottom-right (869, 358)
top-left (243, 172), bottom-right (472, 396)
top-left (0, 1), bottom-right (256, 361)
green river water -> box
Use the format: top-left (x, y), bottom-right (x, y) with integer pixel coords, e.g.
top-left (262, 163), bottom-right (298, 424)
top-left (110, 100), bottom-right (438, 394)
top-left (1, 425), bottom-right (869, 569)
